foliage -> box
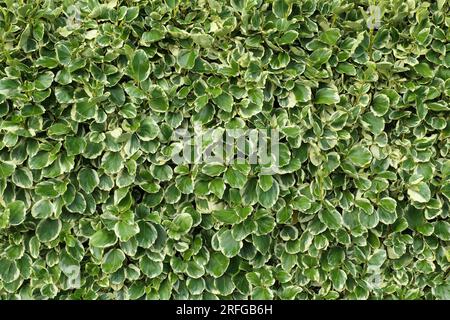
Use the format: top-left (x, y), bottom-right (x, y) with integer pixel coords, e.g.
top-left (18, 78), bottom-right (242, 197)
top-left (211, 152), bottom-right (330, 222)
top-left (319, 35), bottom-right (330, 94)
top-left (0, 0), bottom-right (449, 300)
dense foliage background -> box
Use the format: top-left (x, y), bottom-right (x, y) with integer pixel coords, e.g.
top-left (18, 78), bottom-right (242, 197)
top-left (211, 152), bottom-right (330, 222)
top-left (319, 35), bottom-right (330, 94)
top-left (0, 0), bottom-right (449, 300)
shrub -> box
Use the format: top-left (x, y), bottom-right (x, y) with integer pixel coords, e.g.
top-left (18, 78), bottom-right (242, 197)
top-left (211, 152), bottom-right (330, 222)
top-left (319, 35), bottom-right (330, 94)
top-left (0, 0), bottom-right (449, 299)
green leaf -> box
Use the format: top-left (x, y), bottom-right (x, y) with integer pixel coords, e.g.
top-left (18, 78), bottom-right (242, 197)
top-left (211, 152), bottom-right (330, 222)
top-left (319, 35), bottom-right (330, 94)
top-left (136, 222), bottom-right (158, 248)
top-left (64, 136), bottom-right (87, 156)
top-left (319, 209), bottom-right (343, 230)
top-left (218, 230), bottom-right (242, 258)
top-left (292, 83), bottom-right (312, 102)
top-left (140, 255), bottom-right (163, 278)
top-left (330, 269), bottom-right (347, 291)
top-left (315, 87), bottom-right (340, 105)
top-left (224, 168), bottom-right (247, 189)
top-left (186, 261), bottom-right (205, 279)
top-left (137, 117), bottom-right (160, 141)
top-left (28, 151), bottom-right (50, 170)
top-left (202, 163), bottom-right (226, 177)
top-left (175, 175), bottom-right (194, 194)
top-left (310, 48), bottom-right (332, 66)
top-left (336, 62), bottom-right (356, 75)
top-left (151, 164), bottom-right (173, 181)
top-left (73, 100), bottom-right (96, 121)
top-left (114, 221), bottom-right (140, 242)
top-left (355, 198), bottom-right (373, 215)
top-left (90, 229), bottom-right (117, 248)
top-left (148, 85), bottom-right (169, 112)
top-left (434, 221), bottom-right (450, 241)
top-left (277, 30), bottom-right (298, 45)
top-left (272, 0), bottom-right (291, 18)
top-left (258, 175), bottom-right (273, 192)
top-left (213, 91), bottom-right (233, 113)
top-left (34, 71), bottom-right (54, 90)
top-left (257, 181), bottom-right (280, 208)
top-left (319, 28), bottom-right (341, 45)
top-left (36, 56), bottom-right (59, 68)
top-left (379, 197), bottom-right (396, 213)
top-left (102, 249), bottom-right (125, 274)
top-left (212, 209), bottom-right (240, 225)
top-left (66, 193), bottom-right (86, 213)
top-left (0, 258), bottom-right (20, 283)
top-left (241, 178), bottom-right (258, 206)
top-left (0, 79), bottom-right (20, 92)
top-left (35, 181), bottom-right (60, 198)
top-left (414, 62), bottom-right (433, 78)
top-left (7, 201), bottom-right (26, 226)
top-left (56, 43), bottom-right (71, 65)
top-left (141, 29), bottom-right (165, 43)
top-left (0, 0), bottom-right (447, 300)
top-left (177, 49), bottom-right (197, 70)
top-left (77, 168), bottom-right (99, 193)
top-left (209, 178), bottom-right (225, 199)
top-left (347, 145), bottom-right (372, 167)
top-left (248, 88), bottom-right (264, 106)
top-left (31, 199), bottom-right (54, 219)
top-left (371, 94), bottom-right (390, 116)
top-left (214, 275), bottom-right (235, 295)
top-left (109, 86), bottom-right (125, 106)
top-left (292, 195), bottom-right (311, 211)
top-left (101, 152), bottom-right (124, 175)
top-left (407, 182), bottom-right (431, 203)
top-left (130, 49), bottom-right (150, 82)
top-left (36, 219), bottom-right (62, 242)
top-left (361, 112), bottom-right (385, 136)
top-left (125, 6), bottom-right (140, 22)
top-left (244, 61), bottom-right (262, 82)
top-left (328, 247), bottom-right (345, 266)
top-left (433, 283), bottom-right (450, 300)
top-left (172, 213), bottom-right (193, 235)
top-left (206, 252), bottom-right (230, 278)
top-left (252, 287), bottom-right (273, 300)
top-left (441, 183), bottom-right (450, 200)
top-left (0, 161), bottom-right (16, 178)
top-left (368, 249), bottom-right (387, 268)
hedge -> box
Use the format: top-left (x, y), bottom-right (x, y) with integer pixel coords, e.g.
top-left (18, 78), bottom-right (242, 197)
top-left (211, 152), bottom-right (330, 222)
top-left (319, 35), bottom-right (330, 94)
top-left (0, 0), bottom-right (449, 300)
